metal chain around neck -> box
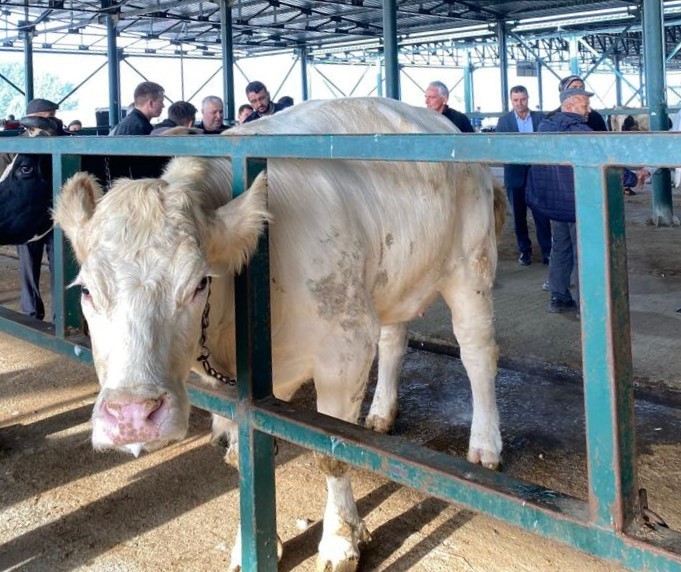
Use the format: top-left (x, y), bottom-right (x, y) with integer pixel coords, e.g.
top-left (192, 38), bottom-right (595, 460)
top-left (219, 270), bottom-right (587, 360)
top-left (196, 277), bottom-right (237, 386)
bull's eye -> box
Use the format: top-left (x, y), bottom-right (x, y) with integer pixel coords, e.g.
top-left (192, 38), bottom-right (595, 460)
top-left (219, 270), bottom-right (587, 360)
top-left (81, 286), bottom-right (92, 302)
top-left (195, 277), bottom-right (210, 295)
top-left (19, 165), bottom-right (34, 177)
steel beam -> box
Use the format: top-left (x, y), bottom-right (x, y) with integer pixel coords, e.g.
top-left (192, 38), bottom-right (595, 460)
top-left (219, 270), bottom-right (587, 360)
top-left (643, 0), bottom-right (674, 226)
top-left (382, 0), bottom-right (399, 99)
top-left (497, 21), bottom-right (508, 112)
top-left (103, 0), bottom-right (121, 128)
top-left (221, 0), bottom-right (235, 123)
top-left (299, 45), bottom-right (309, 101)
top-left (22, 26), bottom-right (34, 104)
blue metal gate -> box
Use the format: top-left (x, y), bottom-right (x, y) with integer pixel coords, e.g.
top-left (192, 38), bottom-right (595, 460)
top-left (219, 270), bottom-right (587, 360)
top-left (1, 131), bottom-right (680, 570)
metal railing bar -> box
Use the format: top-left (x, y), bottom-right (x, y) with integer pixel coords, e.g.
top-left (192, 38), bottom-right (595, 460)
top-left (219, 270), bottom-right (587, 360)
top-left (1, 133), bottom-right (681, 168)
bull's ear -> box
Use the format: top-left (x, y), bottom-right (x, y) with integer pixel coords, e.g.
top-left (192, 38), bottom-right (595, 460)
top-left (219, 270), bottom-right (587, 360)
top-left (206, 172), bottom-right (271, 272)
top-left (52, 172), bottom-right (102, 263)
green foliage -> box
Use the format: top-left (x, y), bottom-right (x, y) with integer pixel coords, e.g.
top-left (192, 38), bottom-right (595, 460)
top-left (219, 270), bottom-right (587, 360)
top-left (0, 62), bottom-right (77, 118)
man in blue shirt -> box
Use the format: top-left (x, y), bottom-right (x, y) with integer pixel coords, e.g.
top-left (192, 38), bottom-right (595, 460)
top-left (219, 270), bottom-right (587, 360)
top-left (495, 85), bottom-right (551, 266)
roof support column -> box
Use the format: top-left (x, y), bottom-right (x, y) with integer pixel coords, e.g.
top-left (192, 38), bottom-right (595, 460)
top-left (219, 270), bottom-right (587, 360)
top-left (220, 0), bottom-right (235, 123)
top-left (614, 52), bottom-right (622, 107)
top-left (382, 0), bottom-right (400, 99)
top-left (22, 25), bottom-right (34, 104)
top-left (103, 0), bottom-right (121, 128)
top-left (463, 52), bottom-right (473, 114)
top-left (569, 35), bottom-right (580, 75)
top-left (537, 58), bottom-right (544, 110)
top-left (298, 45), bottom-right (309, 101)
top-left (497, 21), bottom-right (508, 113)
top-left (643, 0), bottom-right (674, 226)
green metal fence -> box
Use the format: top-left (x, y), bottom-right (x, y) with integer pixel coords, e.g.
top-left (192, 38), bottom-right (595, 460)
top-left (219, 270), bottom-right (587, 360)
top-left (1, 132), bottom-right (680, 570)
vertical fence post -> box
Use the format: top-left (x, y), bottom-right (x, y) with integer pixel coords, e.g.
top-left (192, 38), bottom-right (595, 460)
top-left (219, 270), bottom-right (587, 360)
top-left (52, 154), bottom-right (83, 338)
top-left (232, 156), bottom-right (278, 571)
top-left (575, 166), bottom-right (637, 531)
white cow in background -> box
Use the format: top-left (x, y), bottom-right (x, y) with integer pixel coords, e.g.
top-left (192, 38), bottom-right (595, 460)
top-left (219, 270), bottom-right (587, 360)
top-left (54, 98), bottom-right (505, 571)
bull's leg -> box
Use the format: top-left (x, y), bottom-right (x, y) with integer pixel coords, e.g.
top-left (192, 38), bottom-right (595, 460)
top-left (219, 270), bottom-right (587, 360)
top-left (442, 271), bottom-right (502, 470)
top-left (211, 415), bottom-right (240, 467)
top-left (366, 323), bottom-right (407, 433)
top-left (313, 332), bottom-right (376, 572)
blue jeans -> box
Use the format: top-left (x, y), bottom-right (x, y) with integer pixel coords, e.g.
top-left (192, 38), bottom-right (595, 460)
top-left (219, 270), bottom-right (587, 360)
top-left (17, 231), bottom-right (54, 321)
top-left (507, 185), bottom-right (552, 258)
top-left (548, 221), bottom-right (578, 304)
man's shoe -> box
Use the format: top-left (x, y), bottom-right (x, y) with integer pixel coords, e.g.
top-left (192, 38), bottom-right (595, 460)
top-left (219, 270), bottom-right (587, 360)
top-left (518, 253), bottom-right (532, 266)
top-left (549, 298), bottom-right (577, 314)
top-left (542, 280), bottom-right (550, 292)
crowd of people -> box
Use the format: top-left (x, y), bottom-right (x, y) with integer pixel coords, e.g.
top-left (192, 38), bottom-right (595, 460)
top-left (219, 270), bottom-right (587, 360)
top-left (2, 79), bottom-right (291, 323)
top-left (0, 74), bottom-right (670, 323)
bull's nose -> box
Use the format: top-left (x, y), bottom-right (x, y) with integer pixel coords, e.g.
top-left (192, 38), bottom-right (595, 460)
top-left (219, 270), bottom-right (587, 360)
top-left (102, 396), bottom-right (165, 446)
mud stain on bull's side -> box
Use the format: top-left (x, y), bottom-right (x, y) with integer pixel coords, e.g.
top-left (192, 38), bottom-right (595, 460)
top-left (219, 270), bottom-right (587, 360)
top-left (307, 243), bottom-right (367, 331)
top-left (376, 270), bottom-right (389, 288)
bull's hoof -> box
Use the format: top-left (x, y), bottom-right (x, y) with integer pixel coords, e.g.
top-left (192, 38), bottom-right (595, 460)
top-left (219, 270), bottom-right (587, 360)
top-left (316, 556), bottom-right (359, 572)
top-left (317, 521), bottom-right (371, 572)
top-left (365, 413), bottom-right (394, 434)
top-left (223, 445), bottom-right (239, 468)
top-left (467, 448), bottom-right (501, 471)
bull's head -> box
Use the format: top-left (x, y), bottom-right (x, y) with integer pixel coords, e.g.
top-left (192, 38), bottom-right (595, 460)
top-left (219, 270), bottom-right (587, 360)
top-left (53, 158), bottom-right (269, 456)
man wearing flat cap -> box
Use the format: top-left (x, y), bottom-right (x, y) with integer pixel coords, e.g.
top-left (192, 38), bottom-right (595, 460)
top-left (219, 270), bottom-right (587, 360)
top-left (11, 97), bottom-right (64, 322)
top-left (525, 87), bottom-right (594, 317)
top-left (557, 75), bottom-right (607, 132)
top-left (25, 98), bottom-right (59, 117)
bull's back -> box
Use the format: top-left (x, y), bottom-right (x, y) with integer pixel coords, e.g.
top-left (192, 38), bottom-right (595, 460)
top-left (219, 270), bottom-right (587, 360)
top-left (240, 99), bottom-right (496, 325)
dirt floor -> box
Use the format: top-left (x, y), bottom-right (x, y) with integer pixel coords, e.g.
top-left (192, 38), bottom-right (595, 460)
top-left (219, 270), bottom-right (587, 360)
top-left (1, 177), bottom-right (680, 571)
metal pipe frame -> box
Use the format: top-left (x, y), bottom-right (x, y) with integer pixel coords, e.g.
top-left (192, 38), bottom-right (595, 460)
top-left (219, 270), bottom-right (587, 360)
top-left (1, 131), bottom-right (681, 571)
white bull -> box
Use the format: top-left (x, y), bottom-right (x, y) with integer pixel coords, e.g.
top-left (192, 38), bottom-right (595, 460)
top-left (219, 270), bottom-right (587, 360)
top-left (54, 97), bottom-right (505, 571)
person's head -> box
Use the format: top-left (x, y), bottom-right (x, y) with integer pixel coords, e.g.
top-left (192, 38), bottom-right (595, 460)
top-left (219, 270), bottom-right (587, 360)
top-left (168, 101), bottom-right (197, 127)
top-left (7, 114), bottom-right (14, 121)
top-left (425, 81), bottom-right (449, 114)
top-left (201, 96), bottom-right (224, 130)
top-left (509, 85), bottom-right (529, 116)
top-left (278, 96), bottom-right (294, 109)
top-left (134, 81), bottom-right (165, 119)
top-left (245, 81), bottom-right (272, 115)
top-left (559, 75), bottom-right (584, 92)
top-left (237, 103), bottom-right (254, 123)
top-left (26, 98), bottom-right (59, 118)
top-left (67, 120), bottom-right (82, 132)
top-left (560, 88), bottom-right (593, 119)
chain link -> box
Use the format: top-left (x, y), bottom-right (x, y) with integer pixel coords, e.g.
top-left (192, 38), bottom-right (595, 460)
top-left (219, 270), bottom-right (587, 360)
top-left (196, 278), bottom-right (237, 386)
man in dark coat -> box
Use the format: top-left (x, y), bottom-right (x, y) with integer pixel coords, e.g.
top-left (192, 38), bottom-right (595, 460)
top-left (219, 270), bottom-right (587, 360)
top-left (242, 81), bottom-right (288, 123)
top-left (526, 88), bottom-right (594, 315)
top-left (109, 81), bottom-right (164, 135)
top-left (495, 85), bottom-right (551, 266)
top-left (556, 75), bottom-right (607, 132)
top-left (424, 81), bottom-right (475, 133)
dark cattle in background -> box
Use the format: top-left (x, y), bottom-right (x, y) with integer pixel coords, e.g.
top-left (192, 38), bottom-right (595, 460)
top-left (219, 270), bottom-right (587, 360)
top-left (0, 153), bottom-right (53, 245)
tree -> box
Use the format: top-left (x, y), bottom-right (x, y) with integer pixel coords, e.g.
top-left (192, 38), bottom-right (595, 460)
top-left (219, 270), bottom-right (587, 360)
top-left (0, 62), bottom-right (77, 118)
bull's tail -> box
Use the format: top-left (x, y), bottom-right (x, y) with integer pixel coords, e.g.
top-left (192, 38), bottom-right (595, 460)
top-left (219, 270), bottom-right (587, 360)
top-left (492, 179), bottom-right (506, 241)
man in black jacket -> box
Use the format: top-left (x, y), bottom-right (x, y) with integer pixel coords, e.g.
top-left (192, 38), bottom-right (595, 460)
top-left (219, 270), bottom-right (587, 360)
top-left (110, 81), bottom-right (165, 135)
top-left (495, 85), bottom-right (551, 266)
top-left (425, 81), bottom-right (474, 133)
